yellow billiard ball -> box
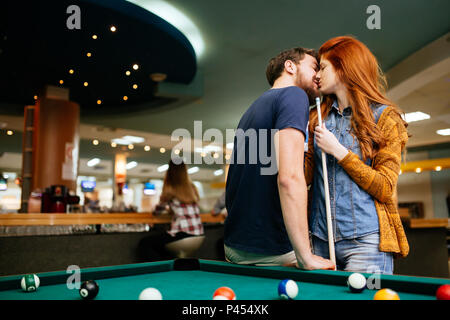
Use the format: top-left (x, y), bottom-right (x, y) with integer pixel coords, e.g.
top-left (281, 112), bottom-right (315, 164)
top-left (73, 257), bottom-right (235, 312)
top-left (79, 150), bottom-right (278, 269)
top-left (373, 288), bottom-right (400, 300)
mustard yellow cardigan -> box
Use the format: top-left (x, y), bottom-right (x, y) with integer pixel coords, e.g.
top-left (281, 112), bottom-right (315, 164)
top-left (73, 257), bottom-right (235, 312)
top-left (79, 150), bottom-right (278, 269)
top-left (305, 106), bottom-right (409, 258)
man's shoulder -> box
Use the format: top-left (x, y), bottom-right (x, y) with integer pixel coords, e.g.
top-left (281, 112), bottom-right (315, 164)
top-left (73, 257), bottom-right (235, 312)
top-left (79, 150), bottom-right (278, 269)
top-left (276, 86), bottom-right (308, 105)
top-left (279, 85), bottom-right (307, 95)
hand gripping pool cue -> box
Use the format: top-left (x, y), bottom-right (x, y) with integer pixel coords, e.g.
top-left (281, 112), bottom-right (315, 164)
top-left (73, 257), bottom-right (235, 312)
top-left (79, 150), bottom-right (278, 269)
top-left (315, 97), bottom-right (336, 269)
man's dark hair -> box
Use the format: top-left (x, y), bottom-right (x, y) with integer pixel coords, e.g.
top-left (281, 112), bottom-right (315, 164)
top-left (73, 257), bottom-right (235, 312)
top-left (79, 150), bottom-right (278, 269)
top-left (266, 47), bottom-right (317, 86)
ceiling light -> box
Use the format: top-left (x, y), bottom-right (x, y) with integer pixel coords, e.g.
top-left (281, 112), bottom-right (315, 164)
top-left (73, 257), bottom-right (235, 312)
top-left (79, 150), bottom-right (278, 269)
top-left (157, 164), bottom-right (169, 172)
top-left (69, 69), bottom-right (74, 74)
top-left (33, 95), bottom-right (38, 100)
top-left (214, 169), bottom-right (224, 176)
top-left (133, 64), bottom-right (139, 70)
top-left (415, 168), bottom-right (422, 173)
top-left (87, 52), bottom-right (92, 57)
top-left (402, 111), bottom-right (430, 123)
top-left (144, 145), bottom-right (151, 151)
top-left (59, 80), bottom-right (64, 84)
top-left (160, 148), bottom-right (166, 153)
top-left (111, 142), bottom-right (117, 148)
top-left (111, 136), bottom-right (145, 146)
top-left (84, 82), bottom-right (88, 87)
top-left (188, 167), bottom-right (199, 174)
top-left (128, 144), bottom-right (134, 150)
top-left (87, 158), bottom-right (100, 167)
top-left (6, 130), bottom-right (13, 136)
top-left (126, 161), bottom-right (138, 170)
top-left (133, 84), bottom-right (138, 89)
top-left (125, 71), bottom-right (131, 76)
top-left (122, 136), bottom-right (145, 143)
top-left (194, 145), bottom-right (222, 154)
top-left (92, 139), bottom-right (99, 145)
top-left (123, 96), bottom-right (128, 101)
top-left (435, 166), bottom-right (442, 172)
top-left (92, 35), bottom-right (98, 39)
top-left (97, 100), bottom-right (102, 105)
top-left (225, 154), bottom-right (231, 160)
top-left (436, 129), bottom-right (450, 136)
top-left (110, 26), bottom-right (117, 32)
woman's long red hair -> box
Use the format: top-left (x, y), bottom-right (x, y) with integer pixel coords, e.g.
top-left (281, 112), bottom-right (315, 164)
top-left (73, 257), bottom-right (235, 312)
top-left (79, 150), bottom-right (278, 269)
top-left (310, 36), bottom-right (408, 161)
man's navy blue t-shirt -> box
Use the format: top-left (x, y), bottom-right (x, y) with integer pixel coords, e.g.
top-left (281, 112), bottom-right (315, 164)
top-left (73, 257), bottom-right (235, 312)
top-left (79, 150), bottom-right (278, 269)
top-left (224, 86), bottom-right (310, 255)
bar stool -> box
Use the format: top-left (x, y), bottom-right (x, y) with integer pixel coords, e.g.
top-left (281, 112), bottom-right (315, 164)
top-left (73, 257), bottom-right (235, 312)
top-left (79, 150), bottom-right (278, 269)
top-left (164, 235), bottom-right (206, 259)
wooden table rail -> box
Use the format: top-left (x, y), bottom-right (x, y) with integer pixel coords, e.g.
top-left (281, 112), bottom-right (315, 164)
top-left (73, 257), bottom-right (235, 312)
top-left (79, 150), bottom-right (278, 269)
top-left (407, 218), bottom-right (449, 229)
top-left (0, 213), bottom-right (225, 226)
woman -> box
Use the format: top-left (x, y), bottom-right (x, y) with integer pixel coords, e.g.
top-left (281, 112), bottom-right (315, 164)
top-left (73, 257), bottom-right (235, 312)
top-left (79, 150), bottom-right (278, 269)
top-left (304, 36), bottom-right (409, 274)
top-left (139, 159), bottom-right (204, 261)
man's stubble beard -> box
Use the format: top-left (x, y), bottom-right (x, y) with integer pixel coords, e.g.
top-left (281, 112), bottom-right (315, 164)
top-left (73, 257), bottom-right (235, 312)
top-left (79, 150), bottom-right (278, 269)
top-left (297, 73), bottom-right (319, 105)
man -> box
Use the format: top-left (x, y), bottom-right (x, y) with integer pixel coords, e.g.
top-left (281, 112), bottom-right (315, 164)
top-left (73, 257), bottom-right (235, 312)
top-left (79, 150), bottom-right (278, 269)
top-left (224, 47), bottom-right (335, 270)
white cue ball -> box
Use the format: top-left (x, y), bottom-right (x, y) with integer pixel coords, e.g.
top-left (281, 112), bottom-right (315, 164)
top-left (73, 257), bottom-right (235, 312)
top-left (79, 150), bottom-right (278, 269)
top-left (139, 288), bottom-right (163, 300)
top-left (347, 273), bottom-right (367, 293)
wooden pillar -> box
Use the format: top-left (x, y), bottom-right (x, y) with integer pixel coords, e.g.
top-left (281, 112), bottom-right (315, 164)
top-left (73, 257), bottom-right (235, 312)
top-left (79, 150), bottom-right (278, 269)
top-left (31, 86), bottom-right (80, 192)
top-left (20, 106), bottom-right (36, 213)
top-left (114, 153), bottom-right (127, 207)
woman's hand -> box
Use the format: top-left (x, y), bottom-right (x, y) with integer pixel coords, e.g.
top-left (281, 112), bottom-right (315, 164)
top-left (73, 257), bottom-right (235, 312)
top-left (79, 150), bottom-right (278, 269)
top-left (314, 123), bottom-right (349, 161)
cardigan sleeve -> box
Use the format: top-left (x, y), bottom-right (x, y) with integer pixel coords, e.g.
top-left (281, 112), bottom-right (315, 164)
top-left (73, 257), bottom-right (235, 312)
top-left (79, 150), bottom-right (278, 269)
top-left (337, 107), bottom-right (408, 203)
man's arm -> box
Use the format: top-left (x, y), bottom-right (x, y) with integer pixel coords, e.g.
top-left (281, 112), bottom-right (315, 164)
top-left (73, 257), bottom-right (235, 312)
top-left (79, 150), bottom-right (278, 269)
top-left (275, 128), bottom-right (335, 270)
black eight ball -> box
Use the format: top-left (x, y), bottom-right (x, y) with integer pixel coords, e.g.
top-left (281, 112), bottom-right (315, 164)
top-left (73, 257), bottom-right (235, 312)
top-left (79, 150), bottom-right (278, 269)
top-left (79, 280), bottom-right (99, 300)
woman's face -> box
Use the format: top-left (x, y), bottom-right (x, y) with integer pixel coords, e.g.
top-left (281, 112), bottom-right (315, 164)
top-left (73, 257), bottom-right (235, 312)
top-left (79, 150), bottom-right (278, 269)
top-left (316, 57), bottom-right (342, 95)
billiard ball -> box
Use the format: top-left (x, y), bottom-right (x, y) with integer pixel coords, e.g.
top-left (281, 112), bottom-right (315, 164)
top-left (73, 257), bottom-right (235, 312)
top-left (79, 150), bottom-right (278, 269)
top-left (21, 274), bottom-right (40, 292)
top-left (347, 273), bottom-right (367, 293)
top-left (436, 284), bottom-right (450, 300)
top-left (79, 280), bottom-right (99, 300)
top-left (278, 279), bottom-right (298, 300)
top-left (373, 288), bottom-right (400, 300)
top-left (213, 287), bottom-right (236, 300)
top-left (139, 288), bottom-right (163, 300)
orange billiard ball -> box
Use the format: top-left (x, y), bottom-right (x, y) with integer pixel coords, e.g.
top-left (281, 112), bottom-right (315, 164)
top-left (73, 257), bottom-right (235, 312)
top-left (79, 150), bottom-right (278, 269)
top-left (373, 288), bottom-right (400, 300)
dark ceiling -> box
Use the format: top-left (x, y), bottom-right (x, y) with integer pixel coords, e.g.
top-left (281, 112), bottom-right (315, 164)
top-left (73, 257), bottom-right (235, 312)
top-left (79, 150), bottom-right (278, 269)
top-left (0, 0), bottom-right (196, 116)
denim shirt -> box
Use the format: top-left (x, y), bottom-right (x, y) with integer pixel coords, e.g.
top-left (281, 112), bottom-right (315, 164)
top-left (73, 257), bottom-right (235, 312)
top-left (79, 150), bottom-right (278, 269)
top-left (309, 100), bottom-right (387, 242)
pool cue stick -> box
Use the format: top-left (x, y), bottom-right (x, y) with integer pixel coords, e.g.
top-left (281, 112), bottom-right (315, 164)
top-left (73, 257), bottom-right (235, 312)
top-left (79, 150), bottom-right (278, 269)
top-left (315, 97), bottom-right (336, 269)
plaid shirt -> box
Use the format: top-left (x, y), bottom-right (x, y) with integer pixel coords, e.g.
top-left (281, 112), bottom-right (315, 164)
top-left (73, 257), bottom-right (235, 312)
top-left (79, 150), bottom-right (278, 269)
top-left (155, 199), bottom-right (204, 237)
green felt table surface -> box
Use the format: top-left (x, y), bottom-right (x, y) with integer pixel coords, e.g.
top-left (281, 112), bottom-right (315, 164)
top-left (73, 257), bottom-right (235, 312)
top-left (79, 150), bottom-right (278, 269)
top-left (0, 260), bottom-right (448, 300)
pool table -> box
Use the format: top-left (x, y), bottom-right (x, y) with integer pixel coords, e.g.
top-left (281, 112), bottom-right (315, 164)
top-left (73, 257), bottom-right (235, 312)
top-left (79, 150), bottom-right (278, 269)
top-left (0, 259), bottom-right (448, 300)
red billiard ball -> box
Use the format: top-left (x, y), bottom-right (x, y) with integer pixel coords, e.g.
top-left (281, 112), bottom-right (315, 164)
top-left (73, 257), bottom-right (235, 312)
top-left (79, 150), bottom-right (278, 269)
top-left (213, 287), bottom-right (236, 300)
top-left (436, 284), bottom-right (450, 300)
